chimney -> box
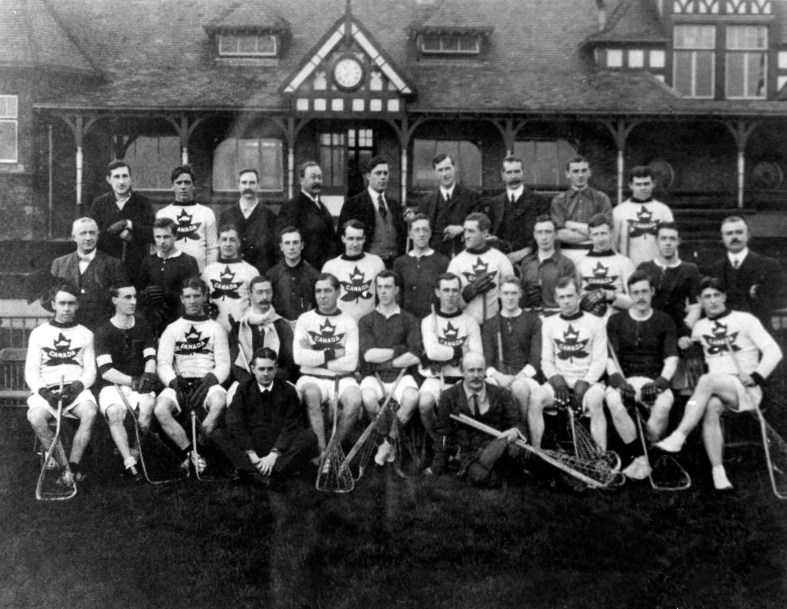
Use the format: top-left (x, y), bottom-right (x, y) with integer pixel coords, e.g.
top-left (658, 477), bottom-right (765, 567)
top-left (596, 0), bottom-right (607, 31)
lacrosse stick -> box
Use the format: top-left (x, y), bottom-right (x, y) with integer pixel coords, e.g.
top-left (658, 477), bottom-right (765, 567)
top-left (451, 413), bottom-right (623, 489)
top-left (341, 369), bottom-right (406, 480)
top-left (36, 377), bottom-right (76, 501)
top-left (114, 384), bottom-right (187, 485)
top-left (724, 337), bottom-right (787, 500)
top-left (376, 371), bottom-right (421, 479)
top-left (315, 377), bottom-right (354, 493)
top-left (496, 315), bottom-right (506, 374)
top-left (607, 347), bottom-right (691, 492)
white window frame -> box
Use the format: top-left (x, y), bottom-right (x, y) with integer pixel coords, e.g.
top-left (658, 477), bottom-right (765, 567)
top-left (725, 25), bottom-right (767, 99)
top-left (213, 137), bottom-right (284, 193)
top-left (420, 32), bottom-right (481, 55)
top-left (673, 25), bottom-right (716, 98)
top-left (0, 95), bottom-right (18, 163)
top-left (218, 33), bottom-right (278, 57)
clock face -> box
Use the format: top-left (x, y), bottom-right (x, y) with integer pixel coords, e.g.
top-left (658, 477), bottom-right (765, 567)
top-left (333, 57), bottom-right (364, 90)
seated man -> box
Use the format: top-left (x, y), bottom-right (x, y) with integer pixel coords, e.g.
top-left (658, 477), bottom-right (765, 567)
top-left (228, 275), bottom-right (296, 404)
top-left (657, 277), bottom-right (783, 491)
top-left (481, 276), bottom-right (541, 427)
top-left (94, 284), bottom-right (158, 482)
top-left (218, 348), bottom-right (318, 486)
top-left (605, 271), bottom-right (678, 480)
top-left (359, 270), bottom-right (422, 465)
top-left (25, 283), bottom-right (97, 482)
top-left (427, 351), bottom-right (522, 486)
top-left (294, 273), bottom-right (361, 457)
top-left (154, 277), bottom-right (230, 475)
top-left (529, 277), bottom-right (607, 450)
top-left (418, 272), bottom-right (482, 441)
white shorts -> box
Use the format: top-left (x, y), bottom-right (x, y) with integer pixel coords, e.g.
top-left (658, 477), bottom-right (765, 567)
top-left (487, 375), bottom-right (540, 394)
top-left (728, 378), bottom-right (762, 412)
top-left (540, 381), bottom-right (605, 415)
top-left (296, 375), bottom-right (359, 404)
top-left (97, 385), bottom-right (154, 417)
top-left (27, 389), bottom-right (96, 420)
top-left (360, 375), bottom-right (419, 404)
top-left (159, 385), bottom-right (227, 411)
top-left (419, 376), bottom-right (459, 404)
top-left (604, 376), bottom-right (675, 409)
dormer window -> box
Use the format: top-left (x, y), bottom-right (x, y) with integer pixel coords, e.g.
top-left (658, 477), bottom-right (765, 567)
top-left (219, 33), bottom-right (278, 57)
top-left (421, 32), bottom-right (481, 55)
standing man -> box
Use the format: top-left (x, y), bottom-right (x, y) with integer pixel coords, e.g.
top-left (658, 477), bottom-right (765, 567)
top-left (267, 226), bottom-right (319, 327)
top-left (613, 166), bottom-right (674, 266)
top-left (51, 217), bottom-right (128, 331)
top-left (338, 156), bottom-right (406, 267)
top-left (94, 284), bottom-right (158, 482)
top-left (293, 273), bottom-right (361, 457)
top-left (529, 277), bottom-right (607, 450)
top-left (358, 270), bottom-right (422, 463)
top-left (156, 165), bottom-right (218, 272)
top-left (321, 220), bottom-right (385, 321)
top-left (481, 155), bottom-right (548, 264)
top-left (25, 283), bottom-right (97, 482)
top-left (393, 214), bottom-right (449, 320)
top-left (519, 215), bottom-right (576, 314)
top-left (481, 276), bottom-right (541, 426)
top-left (155, 277), bottom-right (230, 473)
top-left (277, 161), bottom-right (339, 270)
top-left (413, 153), bottom-right (480, 258)
top-left (447, 212), bottom-right (514, 326)
top-left (89, 160), bottom-right (155, 281)
top-left (706, 216), bottom-right (784, 332)
top-left (201, 224), bottom-right (258, 333)
top-left (657, 277), bottom-right (782, 491)
top-left (551, 156), bottom-right (613, 262)
top-left (218, 169), bottom-right (277, 274)
top-left (418, 272), bottom-right (483, 441)
top-left (605, 271), bottom-right (678, 480)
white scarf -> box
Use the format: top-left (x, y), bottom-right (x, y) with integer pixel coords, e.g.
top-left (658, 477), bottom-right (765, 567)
top-left (236, 307), bottom-right (282, 370)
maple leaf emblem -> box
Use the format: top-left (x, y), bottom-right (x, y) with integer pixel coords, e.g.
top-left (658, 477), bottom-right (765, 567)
top-left (702, 320), bottom-right (740, 355)
top-left (210, 266), bottom-right (242, 300)
top-left (307, 318), bottom-right (346, 349)
top-left (627, 205), bottom-right (659, 238)
top-left (42, 332), bottom-right (80, 366)
top-left (176, 324), bottom-right (210, 355)
top-left (462, 257), bottom-right (491, 284)
top-left (439, 321), bottom-right (466, 347)
top-left (554, 323), bottom-right (589, 361)
top-left (175, 208), bottom-right (201, 241)
top-left (340, 266), bottom-right (372, 302)
top-left (583, 261), bottom-right (616, 291)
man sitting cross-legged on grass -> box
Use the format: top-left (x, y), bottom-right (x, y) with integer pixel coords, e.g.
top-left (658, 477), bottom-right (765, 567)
top-left (94, 284), bottom-right (158, 482)
top-left (25, 283), bottom-right (97, 482)
top-left (656, 277), bottom-right (782, 491)
top-left (605, 270), bottom-right (678, 480)
top-left (426, 351), bottom-right (523, 486)
top-left (216, 347), bottom-right (318, 487)
top-left (529, 276), bottom-right (607, 450)
top-left (359, 269), bottom-right (422, 465)
top-left (481, 275), bottom-right (541, 429)
top-left (154, 277), bottom-right (230, 476)
top-left (294, 273), bottom-right (361, 459)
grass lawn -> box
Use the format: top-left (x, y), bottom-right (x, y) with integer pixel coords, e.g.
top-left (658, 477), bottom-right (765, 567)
top-left (1, 405), bottom-right (786, 609)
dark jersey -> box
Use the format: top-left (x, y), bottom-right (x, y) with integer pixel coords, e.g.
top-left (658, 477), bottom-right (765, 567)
top-left (636, 260), bottom-right (700, 337)
top-left (94, 317), bottom-right (156, 388)
top-left (606, 310), bottom-right (678, 379)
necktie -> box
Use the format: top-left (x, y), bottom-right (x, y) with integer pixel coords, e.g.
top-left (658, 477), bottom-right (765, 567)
top-left (732, 258), bottom-right (740, 269)
top-left (470, 394), bottom-right (479, 416)
top-left (378, 195), bottom-right (388, 220)
top-left (444, 193), bottom-right (450, 204)
top-left (510, 194), bottom-right (516, 205)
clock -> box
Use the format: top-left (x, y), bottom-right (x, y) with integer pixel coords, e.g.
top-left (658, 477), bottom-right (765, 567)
top-left (333, 56), bottom-right (364, 91)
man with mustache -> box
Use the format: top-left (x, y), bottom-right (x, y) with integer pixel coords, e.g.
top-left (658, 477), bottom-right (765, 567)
top-left (705, 216), bottom-right (784, 332)
top-left (219, 169), bottom-right (278, 274)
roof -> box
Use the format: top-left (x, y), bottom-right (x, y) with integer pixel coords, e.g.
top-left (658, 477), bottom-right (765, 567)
top-left (0, 0), bottom-right (97, 74)
top-left (583, 0), bottom-right (666, 45)
top-left (15, 0), bottom-right (787, 117)
top-left (203, 1), bottom-right (289, 34)
top-left (414, 0), bottom-right (494, 33)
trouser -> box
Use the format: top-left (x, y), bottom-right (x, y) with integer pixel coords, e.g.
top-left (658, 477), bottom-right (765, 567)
top-left (213, 428), bottom-right (318, 477)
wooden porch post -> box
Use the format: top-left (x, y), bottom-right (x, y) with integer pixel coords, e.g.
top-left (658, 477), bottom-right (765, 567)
top-left (599, 118), bottom-right (642, 204)
top-left (722, 119), bottom-right (760, 210)
top-left (56, 113), bottom-right (98, 213)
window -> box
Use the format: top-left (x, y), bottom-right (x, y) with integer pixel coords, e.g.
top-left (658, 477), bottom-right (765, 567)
top-left (674, 25), bottom-right (716, 98)
top-left (628, 50), bottom-right (644, 69)
top-left (0, 95), bottom-right (18, 163)
top-left (124, 136), bottom-right (180, 190)
top-left (213, 138), bottom-right (284, 192)
top-left (650, 50), bottom-right (665, 69)
top-left (421, 32), bottom-right (481, 54)
top-left (412, 139), bottom-right (481, 190)
top-left (726, 26), bottom-right (767, 98)
top-left (219, 34), bottom-right (278, 57)
top-left (319, 133), bottom-right (346, 189)
top-left (607, 49), bottom-right (623, 68)
top-left (513, 140), bottom-right (577, 189)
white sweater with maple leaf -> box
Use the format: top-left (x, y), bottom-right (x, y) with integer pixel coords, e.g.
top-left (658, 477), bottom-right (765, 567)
top-left (157, 315), bottom-right (230, 384)
top-left (321, 253), bottom-right (385, 321)
top-left (541, 311), bottom-right (606, 387)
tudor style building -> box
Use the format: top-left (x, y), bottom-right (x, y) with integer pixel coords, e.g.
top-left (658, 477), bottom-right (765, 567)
top-left (1, 0), bottom-right (786, 294)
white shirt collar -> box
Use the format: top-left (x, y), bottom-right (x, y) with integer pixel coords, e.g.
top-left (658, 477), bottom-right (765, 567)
top-left (506, 185), bottom-right (524, 201)
top-left (257, 382), bottom-right (273, 393)
top-left (156, 248), bottom-right (182, 259)
top-left (654, 257), bottom-right (682, 269)
top-left (408, 247), bottom-right (435, 258)
top-left (375, 304), bottom-right (401, 318)
top-left (368, 187), bottom-right (386, 207)
top-left (728, 247), bottom-right (749, 267)
top-left (77, 249), bottom-right (97, 262)
top-left (439, 185), bottom-right (455, 200)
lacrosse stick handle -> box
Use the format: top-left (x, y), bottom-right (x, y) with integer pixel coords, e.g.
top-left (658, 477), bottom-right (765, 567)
top-left (374, 368), bottom-right (407, 413)
top-left (50, 376), bottom-right (65, 459)
top-left (722, 336), bottom-right (744, 377)
top-left (114, 383), bottom-right (138, 421)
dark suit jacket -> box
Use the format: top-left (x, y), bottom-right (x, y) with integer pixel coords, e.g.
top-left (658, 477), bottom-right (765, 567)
top-left (277, 192), bottom-right (340, 270)
top-left (226, 378), bottom-right (307, 455)
top-left (416, 183), bottom-right (480, 257)
top-left (479, 188), bottom-right (549, 253)
top-left (219, 202), bottom-right (277, 274)
top-left (338, 190), bottom-right (406, 257)
top-left (706, 251), bottom-right (784, 330)
top-left (89, 191), bottom-right (154, 279)
top-left (50, 251), bottom-right (128, 330)
top-left (228, 317), bottom-right (297, 385)
top-left (431, 381), bottom-right (519, 475)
